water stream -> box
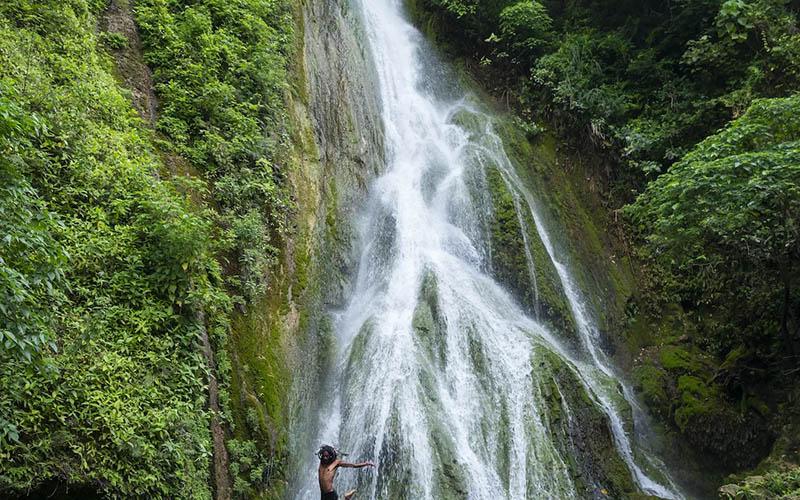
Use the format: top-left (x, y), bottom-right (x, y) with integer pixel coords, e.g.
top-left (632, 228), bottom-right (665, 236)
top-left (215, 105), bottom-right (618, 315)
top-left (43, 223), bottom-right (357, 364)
top-left (293, 0), bottom-right (684, 498)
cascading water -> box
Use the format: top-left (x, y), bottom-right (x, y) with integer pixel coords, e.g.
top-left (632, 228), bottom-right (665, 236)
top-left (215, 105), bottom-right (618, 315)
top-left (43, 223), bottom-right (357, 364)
top-left (293, 0), bottom-right (684, 498)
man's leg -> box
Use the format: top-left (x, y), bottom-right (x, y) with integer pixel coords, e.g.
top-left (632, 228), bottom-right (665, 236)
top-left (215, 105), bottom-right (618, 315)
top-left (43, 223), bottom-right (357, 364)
top-left (344, 489), bottom-right (356, 500)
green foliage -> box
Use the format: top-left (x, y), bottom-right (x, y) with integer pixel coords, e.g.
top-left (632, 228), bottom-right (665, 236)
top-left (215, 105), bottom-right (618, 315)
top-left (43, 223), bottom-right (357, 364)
top-left (416, 0), bottom-right (800, 182)
top-left (100, 31), bottom-right (128, 50)
top-left (134, 0), bottom-right (293, 301)
top-left (497, 1), bottom-right (553, 61)
top-left (627, 96), bottom-right (800, 354)
top-left (0, 89), bottom-right (66, 363)
top-left (131, 2), bottom-right (297, 492)
top-left (532, 31), bottom-right (634, 129)
top-left (428, 0), bottom-right (479, 17)
top-left (0, 0), bottom-right (234, 496)
top-left (228, 436), bottom-right (276, 499)
top-left (621, 96), bottom-right (800, 467)
top-left (720, 466), bottom-right (800, 499)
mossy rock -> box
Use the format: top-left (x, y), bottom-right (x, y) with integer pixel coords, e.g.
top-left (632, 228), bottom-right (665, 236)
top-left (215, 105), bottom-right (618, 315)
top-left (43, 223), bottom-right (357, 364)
top-left (484, 166), bottom-right (578, 345)
top-left (374, 404), bottom-right (417, 499)
top-left (633, 344), bottom-right (774, 470)
top-left (428, 415), bottom-right (470, 500)
top-left (416, 354), bottom-right (470, 498)
top-left (448, 107), bottom-right (487, 137)
top-left (536, 349), bottom-right (639, 498)
top-left (412, 271), bottom-right (447, 367)
top-left (632, 364), bottom-right (670, 419)
top-left (445, 106), bottom-right (579, 345)
top-left (658, 346), bottom-right (706, 373)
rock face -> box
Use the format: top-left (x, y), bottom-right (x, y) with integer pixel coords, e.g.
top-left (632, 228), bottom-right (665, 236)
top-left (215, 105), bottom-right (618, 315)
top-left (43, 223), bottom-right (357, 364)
top-left (412, 271), bottom-right (447, 368)
top-left (301, 0), bottom-right (385, 306)
top-left (446, 107), bottom-right (579, 349)
top-left (632, 343), bottom-right (774, 471)
top-left (535, 350), bottom-right (638, 498)
top-left (285, 0), bottom-right (386, 486)
top-left (484, 165), bottom-right (578, 346)
top-left (410, 273), bottom-right (470, 499)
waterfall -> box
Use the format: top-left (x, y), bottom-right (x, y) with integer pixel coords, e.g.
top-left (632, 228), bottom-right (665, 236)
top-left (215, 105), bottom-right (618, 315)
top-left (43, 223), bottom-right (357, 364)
top-left (292, 0), bottom-right (684, 498)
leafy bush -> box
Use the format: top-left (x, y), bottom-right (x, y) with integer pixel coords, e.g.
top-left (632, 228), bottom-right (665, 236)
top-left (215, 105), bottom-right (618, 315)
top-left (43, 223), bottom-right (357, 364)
top-left (428, 0), bottom-right (479, 17)
top-left (721, 466), bottom-right (800, 499)
top-left (416, 0), bottom-right (800, 183)
top-left (100, 31), bottom-right (128, 50)
top-left (627, 95), bottom-right (800, 355)
top-left (498, 1), bottom-right (553, 62)
top-left (228, 436), bottom-right (275, 498)
top-left (0, 90), bottom-right (66, 363)
top-left (533, 31), bottom-right (634, 128)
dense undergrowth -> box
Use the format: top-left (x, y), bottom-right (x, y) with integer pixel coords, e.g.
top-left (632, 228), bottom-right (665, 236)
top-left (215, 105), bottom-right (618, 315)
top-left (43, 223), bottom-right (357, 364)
top-left (0, 0), bottom-right (228, 495)
top-left (410, 0), bottom-right (800, 491)
top-left (0, 0), bottom-right (294, 497)
top-left (134, 0), bottom-right (293, 302)
top-left (135, 0), bottom-right (296, 496)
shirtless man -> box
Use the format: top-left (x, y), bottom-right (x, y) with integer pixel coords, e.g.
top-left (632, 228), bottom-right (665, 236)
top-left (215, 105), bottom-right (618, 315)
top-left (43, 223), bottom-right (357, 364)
top-left (317, 444), bottom-right (374, 500)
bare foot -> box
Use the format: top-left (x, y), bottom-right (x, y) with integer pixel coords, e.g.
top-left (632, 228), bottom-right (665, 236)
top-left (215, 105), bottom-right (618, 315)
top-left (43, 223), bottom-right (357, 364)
top-left (344, 489), bottom-right (356, 500)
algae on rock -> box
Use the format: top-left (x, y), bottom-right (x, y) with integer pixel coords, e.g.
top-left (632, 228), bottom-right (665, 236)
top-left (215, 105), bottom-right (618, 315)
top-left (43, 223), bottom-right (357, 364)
top-left (534, 348), bottom-right (639, 499)
top-left (485, 165), bottom-right (578, 347)
top-left (412, 271), bottom-right (448, 368)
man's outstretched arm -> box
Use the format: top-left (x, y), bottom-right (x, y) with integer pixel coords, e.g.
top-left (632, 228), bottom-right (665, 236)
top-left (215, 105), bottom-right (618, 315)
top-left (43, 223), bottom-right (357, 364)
top-left (337, 460), bottom-right (374, 469)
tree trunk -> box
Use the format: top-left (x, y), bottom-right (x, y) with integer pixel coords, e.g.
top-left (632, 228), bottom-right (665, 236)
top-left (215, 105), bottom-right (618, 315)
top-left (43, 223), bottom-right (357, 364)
top-left (197, 310), bottom-right (232, 500)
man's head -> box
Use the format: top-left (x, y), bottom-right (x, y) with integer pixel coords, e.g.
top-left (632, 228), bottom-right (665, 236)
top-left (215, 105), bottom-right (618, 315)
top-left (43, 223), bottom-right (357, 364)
top-left (317, 445), bottom-right (337, 465)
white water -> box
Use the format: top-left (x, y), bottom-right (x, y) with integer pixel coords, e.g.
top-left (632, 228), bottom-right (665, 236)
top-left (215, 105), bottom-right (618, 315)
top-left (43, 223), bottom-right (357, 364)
top-left (294, 0), bottom-right (683, 498)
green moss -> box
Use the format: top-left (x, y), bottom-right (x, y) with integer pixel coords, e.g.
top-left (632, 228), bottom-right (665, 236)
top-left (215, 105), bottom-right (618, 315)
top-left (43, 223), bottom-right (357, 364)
top-left (632, 364), bottom-right (669, 416)
top-left (412, 271), bottom-right (448, 367)
top-left (346, 321), bottom-right (373, 375)
top-left (229, 291), bottom-right (290, 445)
top-left (495, 400), bottom-right (512, 490)
top-left (429, 425), bottom-right (469, 500)
top-left (415, 363), bottom-right (470, 499)
top-left (449, 107), bottom-right (486, 135)
top-left (622, 302), bottom-right (694, 354)
top-left (374, 404), bottom-right (417, 497)
top-left (485, 165), bottom-right (577, 343)
top-left (536, 349), bottom-right (638, 498)
top-left (466, 326), bottom-right (489, 379)
top-left (659, 346), bottom-right (704, 373)
top-left (490, 115), bottom-right (637, 345)
top-left (674, 377), bottom-right (716, 429)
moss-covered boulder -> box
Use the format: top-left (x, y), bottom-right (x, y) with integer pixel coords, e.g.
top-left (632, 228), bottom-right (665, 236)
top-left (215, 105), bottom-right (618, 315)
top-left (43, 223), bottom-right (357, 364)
top-left (632, 343), bottom-right (773, 470)
top-left (374, 404), bottom-right (417, 499)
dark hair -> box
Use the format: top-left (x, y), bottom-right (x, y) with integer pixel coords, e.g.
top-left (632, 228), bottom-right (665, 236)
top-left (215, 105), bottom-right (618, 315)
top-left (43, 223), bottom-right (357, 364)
top-left (317, 445), bottom-right (337, 465)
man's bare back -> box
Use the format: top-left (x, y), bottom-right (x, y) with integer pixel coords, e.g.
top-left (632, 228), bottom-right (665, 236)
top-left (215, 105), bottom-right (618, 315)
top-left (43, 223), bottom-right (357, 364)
top-left (317, 445), bottom-right (374, 500)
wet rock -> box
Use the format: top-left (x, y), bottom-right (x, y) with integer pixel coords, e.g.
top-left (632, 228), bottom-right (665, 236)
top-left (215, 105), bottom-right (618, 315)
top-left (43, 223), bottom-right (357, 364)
top-left (412, 271), bottom-right (447, 367)
top-left (536, 349), bottom-right (639, 499)
top-left (485, 166), bottom-right (579, 347)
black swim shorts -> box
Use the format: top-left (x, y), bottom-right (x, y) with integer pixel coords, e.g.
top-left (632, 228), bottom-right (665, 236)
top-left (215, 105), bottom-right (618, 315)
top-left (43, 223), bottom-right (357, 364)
top-left (321, 490), bottom-right (338, 500)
